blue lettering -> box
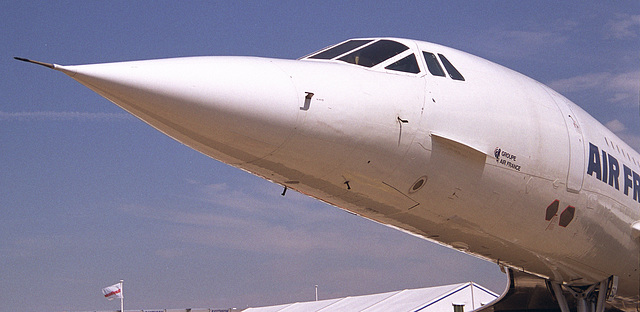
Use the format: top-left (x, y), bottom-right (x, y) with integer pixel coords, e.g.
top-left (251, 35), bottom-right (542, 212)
top-left (608, 154), bottom-right (620, 190)
top-left (602, 150), bottom-right (608, 183)
top-left (624, 165), bottom-right (633, 196)
top-left (634, 171), bottom-right (640, 202)
top-left (587, 143), bottom-right (601, 180)
top-left (587, 142), bottom-right (640, 201)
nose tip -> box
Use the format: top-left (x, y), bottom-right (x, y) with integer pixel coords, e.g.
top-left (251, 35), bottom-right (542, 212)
top-left (59, 56), bottom-right (300, 165)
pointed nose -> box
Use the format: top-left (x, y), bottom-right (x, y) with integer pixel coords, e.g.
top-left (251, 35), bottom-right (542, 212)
top-left (58, 56), bottom-right (300, 165)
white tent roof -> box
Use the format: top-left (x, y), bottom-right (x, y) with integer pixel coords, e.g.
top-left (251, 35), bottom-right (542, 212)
top-left (242, 282), bottom-right (499, 312)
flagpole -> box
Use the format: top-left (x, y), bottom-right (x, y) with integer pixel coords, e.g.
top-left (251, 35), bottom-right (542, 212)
top-left (120, 279), bottom-right (124, 312)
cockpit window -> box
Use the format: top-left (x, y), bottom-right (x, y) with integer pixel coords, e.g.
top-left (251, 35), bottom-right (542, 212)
top-left (423, 52), bottom-right (446, 77)
top-left (308, 39), bottom-right (373, 60)
top-left (338, 40), bottom-right (410, 68)
top-left (438, 54), bottom-right (465, 81)
top-left (385, 54), bottom-right (420, 74)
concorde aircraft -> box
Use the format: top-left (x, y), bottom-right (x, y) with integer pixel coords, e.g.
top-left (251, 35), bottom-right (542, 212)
top-left (16, 37), bottom-right (639, 312)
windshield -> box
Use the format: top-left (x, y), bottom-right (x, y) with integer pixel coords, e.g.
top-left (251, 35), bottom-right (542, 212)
top-left (304, 39), bottom-right (421, 74)
top-left (338, 40), bottom-right (409, 67)
top-left (304, 38), bottom-right (468, 78)
top-left (307, 39), bottom-right (411, 68)
top-left (307, 39), bottom-right (373, 60)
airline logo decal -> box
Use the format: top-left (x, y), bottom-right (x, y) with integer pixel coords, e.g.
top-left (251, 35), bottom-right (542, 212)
top-left (494, 147), bottom-right (521, 171)
top-left (587, 142), bottom-right (640, 202)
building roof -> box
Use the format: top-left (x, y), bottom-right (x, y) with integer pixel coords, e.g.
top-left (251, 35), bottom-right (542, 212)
top-left (242, 282), bottom-right (499, 312)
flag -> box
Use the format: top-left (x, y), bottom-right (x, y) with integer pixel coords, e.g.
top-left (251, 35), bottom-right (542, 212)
top-left (102, 283), bottom-right (123, 300)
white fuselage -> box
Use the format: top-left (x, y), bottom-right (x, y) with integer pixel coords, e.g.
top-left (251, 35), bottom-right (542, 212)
top-left (45, 38), bottom-right (639, 310)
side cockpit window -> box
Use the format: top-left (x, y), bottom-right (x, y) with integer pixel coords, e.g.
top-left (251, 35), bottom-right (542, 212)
top-left (423, 52), bottom-right (446, 77)
top-left (385, 54), bottom-right (420, 74)
top-left (423, 51), bottom-right (465, 81)
top-left (338, 40), bottom-right (409, 68)
top-left (438, 54), bottom-right (465, 81)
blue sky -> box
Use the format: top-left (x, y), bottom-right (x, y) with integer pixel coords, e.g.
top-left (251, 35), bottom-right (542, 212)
top-left (2, 1), bottom-right (639, 311)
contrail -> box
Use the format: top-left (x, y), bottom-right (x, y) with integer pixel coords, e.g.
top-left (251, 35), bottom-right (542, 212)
top-left (0, 111), bottom-right (133, 121)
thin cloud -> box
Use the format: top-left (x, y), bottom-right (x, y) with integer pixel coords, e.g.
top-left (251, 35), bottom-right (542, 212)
top-left (0, 111), bottom-right (133, 121)
top-left (117, 179), bottom-right (437, 262)
top-left (606, 14), bottom-right (640, 39)
top-left (186, 179), bottom-right (338, 223)
top-left (470, 24), bottom-right (571, 61)
top-left (3, 234), bottom-right (73, 259)
top-left (500, 30), bottom-right (567, 49)
top-left (118, 198), bottom-right (348, 255)
top-left (617, 133), bottom-right (640, 152)
top-left (548, 70), bottom-right (640, 106)
top-left (472, 15), bottom-right (633, 62)
top-left (548, 73), bottom-right (610, 92)
top-left (604, 119), bottom-right (640, 151)
top-left (605, 119), bottom-right (626, 133)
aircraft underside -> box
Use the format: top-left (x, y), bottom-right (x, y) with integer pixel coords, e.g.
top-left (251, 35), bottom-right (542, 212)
top-left (479, 269), bottom-right (624, 312)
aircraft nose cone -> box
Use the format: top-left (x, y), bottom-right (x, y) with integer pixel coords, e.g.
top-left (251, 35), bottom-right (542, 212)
top-left (57, 56), bottom-right (300, 165)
